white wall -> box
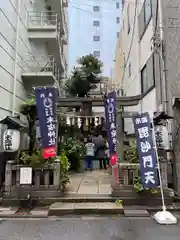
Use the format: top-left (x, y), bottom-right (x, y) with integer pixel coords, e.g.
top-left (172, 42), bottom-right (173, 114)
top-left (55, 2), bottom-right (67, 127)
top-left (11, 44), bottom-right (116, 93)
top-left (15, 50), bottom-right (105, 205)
top-left (120, 1), bottom-right (157, 134)
top-left (0, 0), bottom-right (50, 120)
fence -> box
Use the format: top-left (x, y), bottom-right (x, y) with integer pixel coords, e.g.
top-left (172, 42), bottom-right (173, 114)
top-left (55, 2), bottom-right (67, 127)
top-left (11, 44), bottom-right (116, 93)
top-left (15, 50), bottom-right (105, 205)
top-left (112, 161), bottom-right (168, 188)
top-left (4, 160), bottom-right (62, 199)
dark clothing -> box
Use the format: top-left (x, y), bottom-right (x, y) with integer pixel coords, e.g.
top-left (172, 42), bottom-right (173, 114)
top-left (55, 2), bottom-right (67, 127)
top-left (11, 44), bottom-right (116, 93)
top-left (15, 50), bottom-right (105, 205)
top-left (93, 135), bottom-right (106, 169)
top-left (99, 158), bottom-right (106, 169)
top-left (85, 155), bottom-right (93, 170)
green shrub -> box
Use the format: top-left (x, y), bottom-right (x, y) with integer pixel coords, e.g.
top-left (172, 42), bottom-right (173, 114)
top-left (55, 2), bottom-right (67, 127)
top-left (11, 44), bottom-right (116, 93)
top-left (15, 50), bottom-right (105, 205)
top-left (60, 137), bottom-right (85, 171)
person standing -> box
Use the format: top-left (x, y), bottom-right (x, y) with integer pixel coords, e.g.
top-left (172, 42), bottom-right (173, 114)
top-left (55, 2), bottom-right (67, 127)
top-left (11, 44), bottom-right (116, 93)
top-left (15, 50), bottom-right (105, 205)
top-left (85, 136), bottom-right (95, 171)
top-left (105, 141), bottom-right (110, 168)
top-left (95, 134), bottom-right (106, 169)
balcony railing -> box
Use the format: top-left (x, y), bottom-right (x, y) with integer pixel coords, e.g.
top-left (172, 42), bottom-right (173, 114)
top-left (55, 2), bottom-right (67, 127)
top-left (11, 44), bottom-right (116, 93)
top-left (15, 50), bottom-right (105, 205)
top-left (27, 11), bottom-right (58, 29)
top-left (21, 55), bottom-right (61, 81)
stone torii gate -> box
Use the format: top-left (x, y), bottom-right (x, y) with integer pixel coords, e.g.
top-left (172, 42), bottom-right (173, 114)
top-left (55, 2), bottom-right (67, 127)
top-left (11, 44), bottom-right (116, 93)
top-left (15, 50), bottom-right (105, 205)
top-left (57, 94), bottom-right (144, 161)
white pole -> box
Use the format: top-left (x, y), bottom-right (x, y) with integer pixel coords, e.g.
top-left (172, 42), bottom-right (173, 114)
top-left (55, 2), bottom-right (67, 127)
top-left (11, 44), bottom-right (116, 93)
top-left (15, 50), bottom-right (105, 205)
top-left (151, 118), bottom-right (166, 211)
top-left (152, 114), bottom-right (177, 224)
top-left (12, 0), bottom-right (21, 116)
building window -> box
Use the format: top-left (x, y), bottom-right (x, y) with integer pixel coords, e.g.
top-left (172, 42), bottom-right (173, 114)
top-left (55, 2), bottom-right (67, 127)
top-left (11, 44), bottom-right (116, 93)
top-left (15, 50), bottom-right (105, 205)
top-left (116, 17), bottom-right (120, 24)
top-left (122, 0), bottom-right (125, 9)
top-left (127, 4), bottom-right (130, 33)
top-left (93, 35), bottom-right (100, 41)
top-left (116, 2), bottom-right (119, 9)
top-left (117, 32), bottom-right (120, 38)
top-left (128, 63), bottom-right (131, 77)
top-left (93, 20), bottom-right (100, 27)
top-left (93, 6), bottom-right (100, 12)
top-left (93, 51), bottom-right (100, 57)
top-left (139, 0), bottom-right (152, 38)
top-left (141, 54), bottom-right (155, 94)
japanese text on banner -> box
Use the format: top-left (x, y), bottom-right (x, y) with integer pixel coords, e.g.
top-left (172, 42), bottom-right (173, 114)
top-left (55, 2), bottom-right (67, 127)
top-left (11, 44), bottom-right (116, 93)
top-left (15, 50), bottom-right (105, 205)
top-left (133, 112), bottom-right (159, 188)
top-left (104, 91), bottom-right (117, 165)
top-left (40, 92), bottom-right (56, 146)
top-left (35, 87), bottom-right (57, 150)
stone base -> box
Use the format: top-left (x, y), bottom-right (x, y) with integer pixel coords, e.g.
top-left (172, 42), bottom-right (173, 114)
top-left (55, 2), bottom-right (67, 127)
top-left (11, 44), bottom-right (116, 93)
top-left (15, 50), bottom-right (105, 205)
top-left (48, 202), bottom-right (124, 216)
top-left (4, 187), bottom-right (63, 199)
top-left (111, 185), bottom-right (173, 206)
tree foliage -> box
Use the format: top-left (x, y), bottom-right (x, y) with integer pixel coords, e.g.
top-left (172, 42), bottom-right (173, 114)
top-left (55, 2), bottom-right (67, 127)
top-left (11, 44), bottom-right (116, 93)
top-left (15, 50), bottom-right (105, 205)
top-left (65, 54), bottom-right (103, 97)
top-left (20, 97), bottom-right (36, 154)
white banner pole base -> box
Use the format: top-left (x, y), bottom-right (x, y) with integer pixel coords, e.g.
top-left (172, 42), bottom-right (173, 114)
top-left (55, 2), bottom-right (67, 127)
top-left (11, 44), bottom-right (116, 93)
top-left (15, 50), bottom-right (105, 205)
top-left (150, 114), bottom-right (177, 225)
top-left (154, 210), bottom-right (177, 225)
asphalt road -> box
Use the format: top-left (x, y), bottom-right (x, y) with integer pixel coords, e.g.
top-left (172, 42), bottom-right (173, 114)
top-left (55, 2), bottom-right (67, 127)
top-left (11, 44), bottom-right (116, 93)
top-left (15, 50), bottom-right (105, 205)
top-left (0, 216), bottom-right (180, 240)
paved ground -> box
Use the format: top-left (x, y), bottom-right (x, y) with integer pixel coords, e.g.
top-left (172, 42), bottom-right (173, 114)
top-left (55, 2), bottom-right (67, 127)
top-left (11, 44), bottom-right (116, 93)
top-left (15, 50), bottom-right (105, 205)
top-left (0, 216), bottom-right (180, 239)
top-left (67, 169), bottom-right (112, 194)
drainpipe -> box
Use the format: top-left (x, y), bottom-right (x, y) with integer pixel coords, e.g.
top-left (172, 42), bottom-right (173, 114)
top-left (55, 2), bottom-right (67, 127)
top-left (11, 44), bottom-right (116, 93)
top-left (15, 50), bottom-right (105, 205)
top-left (12, 0), bottom-right (21, 116)
top-left (158, 0), bottom-right (168, 113)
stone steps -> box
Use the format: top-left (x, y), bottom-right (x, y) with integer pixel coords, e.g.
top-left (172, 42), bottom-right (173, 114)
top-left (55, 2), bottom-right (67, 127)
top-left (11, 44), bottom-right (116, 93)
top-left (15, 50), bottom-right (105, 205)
top-left (48, 202), bottom-right (124, 216)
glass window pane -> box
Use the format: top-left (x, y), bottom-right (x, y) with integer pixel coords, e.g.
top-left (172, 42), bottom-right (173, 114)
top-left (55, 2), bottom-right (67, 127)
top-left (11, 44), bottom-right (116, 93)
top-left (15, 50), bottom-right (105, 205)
top-left (146, 55), bottom-right (154, 89)
top-left (93, 36), bottom-right (100, 41)
top-left (144, 0), bottom-right (152, 25)
top-left (93, 6), bottom-right (100, 12)
top-left (93, 51), bottom-right (100, 57)
top-left (93, 20), bottom-right (100, 27)
top-left (139, 7), bottom-right (145, 38)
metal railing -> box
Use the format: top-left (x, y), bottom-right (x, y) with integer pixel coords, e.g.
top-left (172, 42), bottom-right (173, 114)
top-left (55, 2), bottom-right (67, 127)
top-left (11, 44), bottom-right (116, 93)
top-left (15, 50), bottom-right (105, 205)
top-left (27, 11), bottom-right (58, 28)
top-left (21, 55), bottom-right (61, 81)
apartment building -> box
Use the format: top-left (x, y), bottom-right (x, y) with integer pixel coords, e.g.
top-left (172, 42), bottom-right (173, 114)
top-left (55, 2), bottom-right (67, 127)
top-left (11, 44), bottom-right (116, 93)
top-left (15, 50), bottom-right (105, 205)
top-left (114, 0), bottom-right (158, 133)
top-left (113, 30), bottom-right (124, 93)
top-left (0, 0), bottom-right (68, 120)
top-left (115, 0), bottom-right (180, 191)
top-left (68, 0), bottom-right (121, 76)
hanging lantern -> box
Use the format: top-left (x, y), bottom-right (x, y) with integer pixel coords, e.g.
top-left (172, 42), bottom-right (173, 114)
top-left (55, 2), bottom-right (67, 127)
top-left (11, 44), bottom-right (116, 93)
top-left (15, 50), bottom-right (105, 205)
top-left (155, 125), bottom-right (170, 150)
top-left (70, 117), bottom-right (73, 126)
top-left (66, 116), bottom-right (70, 125)
top-left (72, 116), bottom-right (75, 125)
top-left (3, 129), bottom-right (20, 152)
top-left (77, 117), bottom-right (81, 128)
top-left (95, 117), bottom-right (99, 126)
top-left (85, 117), bottom-right (88, 126)
top-left (99, 117), bottom-right (102, 125)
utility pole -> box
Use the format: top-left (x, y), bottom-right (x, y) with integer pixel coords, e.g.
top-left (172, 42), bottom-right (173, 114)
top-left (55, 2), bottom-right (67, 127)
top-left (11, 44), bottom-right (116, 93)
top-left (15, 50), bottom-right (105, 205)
top-left (158, 0), bottom-right (168, 113)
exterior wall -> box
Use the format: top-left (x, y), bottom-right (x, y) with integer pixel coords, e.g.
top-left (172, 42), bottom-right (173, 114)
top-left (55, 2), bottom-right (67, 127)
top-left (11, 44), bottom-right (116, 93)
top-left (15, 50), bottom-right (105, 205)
top-left (115, 0), bottom-right (157, 134)
top-left (0, 0), bottom-right (31, 119)
top-left (113, 31), bottom-right (124, 91)
top-left (159, 0), bottom-right (180, 191)
top-left (115, 0), bottom-right (180, 191)
top-left (68, 0), bottom-right (121, 77)
top-left (0, 0), bottom-right (67, 120)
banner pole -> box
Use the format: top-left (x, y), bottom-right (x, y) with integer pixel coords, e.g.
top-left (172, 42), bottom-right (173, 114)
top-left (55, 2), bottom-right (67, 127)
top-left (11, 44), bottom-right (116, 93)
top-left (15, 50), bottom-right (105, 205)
top-left (151, 115), bottom-right (177, 224)
top-left (151, 117), bottom-right (166, 211)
